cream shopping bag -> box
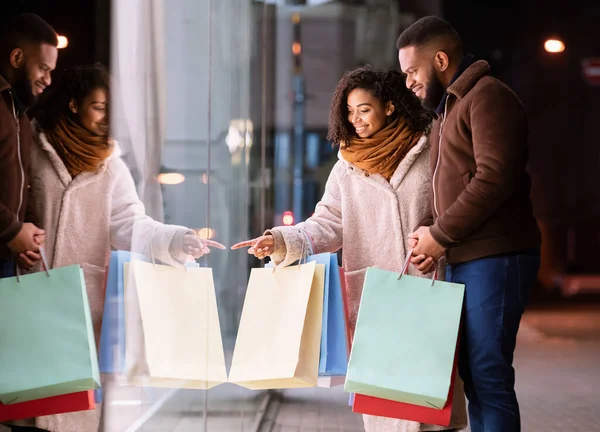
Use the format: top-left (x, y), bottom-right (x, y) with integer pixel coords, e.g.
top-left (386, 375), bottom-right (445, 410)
top-left (123, 260), bottom-right (227, 389)
top-left (228, 261), bottom-right (325, 390)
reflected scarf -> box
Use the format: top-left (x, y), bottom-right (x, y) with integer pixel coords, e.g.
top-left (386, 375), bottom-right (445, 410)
top-left (340, 117), bottom-right (423, 181)
top-left (44, 114), bottom-right (113, 178)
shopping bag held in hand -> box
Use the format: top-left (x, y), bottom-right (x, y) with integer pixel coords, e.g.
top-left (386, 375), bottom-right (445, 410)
top-left (306, 253), bottom-right (348, 378)
top-left (345, 250), bottom-right (464, 409)
top-left (229, 260), bottom-right (325, 389)
top-left (0, 248), bottom-right (100, 404)
top-left (352, 341), bottom-right (461, 426)
top-left (98, 251), bottom-right (146, 374)
top-left (123, 260), bottom-right (227, 389)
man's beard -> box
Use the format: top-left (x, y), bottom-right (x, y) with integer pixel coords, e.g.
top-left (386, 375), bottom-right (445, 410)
top-left (421, 71), bottom-right (446, 112)
top-left (13, 68), bottom-right (37, 109)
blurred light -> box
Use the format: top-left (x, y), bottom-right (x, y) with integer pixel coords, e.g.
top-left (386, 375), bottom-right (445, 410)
top-left (225, 119), bottom-right (253, 154)
top-left (157, 173), bottom-right (185, 185)
top-left (292, 42), bottom-right (302, 56)
top-left (283, 211), bottom-right (294, 226)
top-left (196, 228), bottom-right (215, 240)
top-left (544, 39), bottom-right (565, 53)
top-left (57, 35), bottom-right (68, 49)
top-left (292, 13), bottom-right (300, 24)
top-left (201, 173), bottom-right (209, 184)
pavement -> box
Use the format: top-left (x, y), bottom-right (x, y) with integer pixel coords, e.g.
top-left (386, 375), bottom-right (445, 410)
top-left (101, 301), bottom-right (600, 431)
top-left (263, 302), bottom-right (600, 432)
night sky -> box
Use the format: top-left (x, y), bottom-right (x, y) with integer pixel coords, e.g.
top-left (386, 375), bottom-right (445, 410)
top-left (3, 0), bottom-right (107, 72)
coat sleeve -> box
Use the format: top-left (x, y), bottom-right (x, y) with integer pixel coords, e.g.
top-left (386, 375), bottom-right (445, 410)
top-left (108, 158), bottom-right (193, 266)
top-left (24, 174), bottom-right (39, 227)
top-left (413, 184), bottom-right (434, 231)
top-left (267, 162), bottom-right (344, 267)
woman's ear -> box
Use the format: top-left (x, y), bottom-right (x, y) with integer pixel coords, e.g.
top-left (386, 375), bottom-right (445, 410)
top-left (69, 99), bottom-right (78, 114)
top-left (386, 102), bottom-right (395, 116)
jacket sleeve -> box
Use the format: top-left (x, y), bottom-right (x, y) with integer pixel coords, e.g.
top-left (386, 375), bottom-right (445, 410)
top-left (267, 162), bottom-right (344, 267)
top-left (109, 158), bottom-right (194, 266)
top-left (430, 81), bottom-right (528, 247)
top-left (0, 123), bottom-right (21, 243)
top-left (0, 201), bottom-right (21, 244)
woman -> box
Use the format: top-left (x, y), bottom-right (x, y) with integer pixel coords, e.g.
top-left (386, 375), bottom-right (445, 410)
top-left (233, 66), bottom-right (467, 432)
top-left (6, 64), bottom-right (224, 432)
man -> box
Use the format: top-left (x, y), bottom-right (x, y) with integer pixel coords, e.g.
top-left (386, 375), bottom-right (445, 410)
top-left (0, 13), bottom-right (58, 278)
top-left (398, 16), bottom-right (541, 432)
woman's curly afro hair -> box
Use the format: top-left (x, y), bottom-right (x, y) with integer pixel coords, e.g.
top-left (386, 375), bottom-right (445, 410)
top-left (327, 65), bottom-right (435, 146)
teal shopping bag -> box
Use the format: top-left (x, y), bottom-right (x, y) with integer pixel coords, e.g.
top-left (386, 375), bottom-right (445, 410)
top-left (0, 264), bottom-right (101, 404)
top-left (344, 267), bottom-right (464, 409)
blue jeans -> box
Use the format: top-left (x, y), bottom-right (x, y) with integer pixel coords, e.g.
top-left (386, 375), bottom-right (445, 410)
top-left (0, 258), bottom-right (14, 278)
top-left (446, 249), bottom-right (540, 432)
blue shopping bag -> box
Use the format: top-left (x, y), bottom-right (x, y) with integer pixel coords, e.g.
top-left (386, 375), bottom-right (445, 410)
top-left (98, 251), bottom-right (146, 374)
top-left (306, 253), bottom-right (348, 377)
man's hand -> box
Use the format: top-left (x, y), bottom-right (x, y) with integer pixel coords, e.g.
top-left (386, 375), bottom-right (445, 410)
top-left (17, 250), bottom-right (42, 271)
top-left (7, 223), bottom-right (45, 254)
top-left (408, 226), bottom-right (446, 273)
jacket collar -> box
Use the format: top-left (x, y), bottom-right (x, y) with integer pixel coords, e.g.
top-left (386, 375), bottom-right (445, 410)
top-left (435, 54), bottom-right (477, 114)
top-left (447, 60), bottom-right (491, 100)
top-left (0, 74), bottom-right (10, 93)
top-left (0, 73), bottom-right (31, 114)
top-left (338, 134), bottom-right (429, 189)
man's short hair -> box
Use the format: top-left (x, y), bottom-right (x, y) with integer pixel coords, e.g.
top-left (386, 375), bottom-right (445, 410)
top-left (396, 16), bottom-right (463, 58)
top-left (0, 13), bottom-right (58, 57)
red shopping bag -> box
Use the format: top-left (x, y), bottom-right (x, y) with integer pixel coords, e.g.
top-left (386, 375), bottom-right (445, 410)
top-left (352, 348), bottom-right (459, 426)
top-left (0, 391), bottom-right (95, 422)
top-left (338, 267), bottom-right (352, 354)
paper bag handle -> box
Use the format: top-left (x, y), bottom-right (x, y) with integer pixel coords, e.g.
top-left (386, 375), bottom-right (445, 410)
top-left (271, 229), bottom-right (308, 273)
top-left (148, 241), bottom-right (191, 272)
top-left (39, 246), bottom-right (50, 275)
top-left (15, 246), bottom-right (51, 283)
top-left (398, 248), bottom-right (438, 285)
top-left (296, 230), bottom-right (308, 269)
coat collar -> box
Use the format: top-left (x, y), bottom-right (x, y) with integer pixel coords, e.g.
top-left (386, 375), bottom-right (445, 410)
top-left (35, 122), bottom-right (121, 189)
top-left (338, 134), bottom-right (429, 190)
top-left (447, 60), bottom-right (491, 100)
